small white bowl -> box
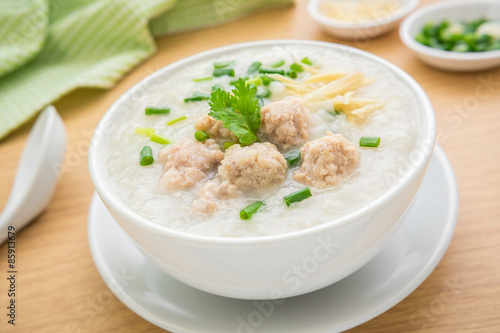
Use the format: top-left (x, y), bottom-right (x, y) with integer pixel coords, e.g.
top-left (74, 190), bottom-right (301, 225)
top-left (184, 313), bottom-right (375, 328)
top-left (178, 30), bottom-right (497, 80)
top-left (400, 0), bottom-right (500, 72)
top-left (89, 40), bottom-right (435, 300)
top-left (308, 0), bottom-right (420, 40)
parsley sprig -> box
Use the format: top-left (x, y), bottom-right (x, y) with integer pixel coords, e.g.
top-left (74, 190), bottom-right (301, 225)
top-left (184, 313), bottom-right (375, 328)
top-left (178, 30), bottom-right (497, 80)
top-left (208, 78), bottom-right (261, 146)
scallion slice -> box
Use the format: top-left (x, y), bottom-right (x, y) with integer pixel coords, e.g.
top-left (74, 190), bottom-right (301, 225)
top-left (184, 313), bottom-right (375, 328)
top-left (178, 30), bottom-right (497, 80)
top-left (193, 76), bottom-right (213, 82)
top-left (247, 61), bottom-right (262, 74)
top-left (195, 130), bottom-right (209, 141)
top-left (270, 59), bottom-right (285, 68)
top-left (135, 127), bottom-right (155, 137)
top-left (245, 76), bottom-right (262, 86)
top-left (287, 70), bottom-right (298, 79)
top-left (150, 133), bottom-right (172, 144)
top-left (257, 89), bottom-right (271, 99)
top-left (290, 63), bottom-right (304, 72)
top-left (224, 142), bottom-right (236, 149)
top-left (261, 75), bottom-right (271, 86)
top-left (230, 76), bottom-right (249, 85)
top-left (258, 68), bottom-right (285, 75)
top-left (359, 136), bottom-right (380, 147)
top-left (301, 57), bottom-right (313, 66)
top-left (283, 187), bottom-right (312, 207)
top-left (213, 68), bottom-right (235, 77)
top-left (240, 201), bottom-right (265, 220)
top-left (184, 91), bottom-right (210, 102)
top-left (213, 61), bottom-right (234, 69)
top-left (285, 151), bottom-right (301, 167)
top-left (145, 107), bottom-right (170, 115)
top-left (167, 116), bottom-right (187, 126)
top-left (212, 84), bottom-right (224, 92)
top-left (140, 146), bottom-right (154, 166)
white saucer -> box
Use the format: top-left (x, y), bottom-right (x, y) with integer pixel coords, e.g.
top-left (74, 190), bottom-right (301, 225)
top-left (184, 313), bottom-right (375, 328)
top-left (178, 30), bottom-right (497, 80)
top-left (88, 144), bottom-right (458, 333)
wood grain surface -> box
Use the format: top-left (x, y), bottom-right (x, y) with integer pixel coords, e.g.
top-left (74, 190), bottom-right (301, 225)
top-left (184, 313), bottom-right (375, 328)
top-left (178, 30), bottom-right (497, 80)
top-left (1, 0), bottom-right (499, 332)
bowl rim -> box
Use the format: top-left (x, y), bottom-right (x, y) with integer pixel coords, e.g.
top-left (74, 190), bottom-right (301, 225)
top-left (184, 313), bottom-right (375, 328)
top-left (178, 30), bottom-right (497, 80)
top-left (307, 0), bottom-right (420, 29)
top-left (400, 0), bottom-right (500, 61)
top-left (88, 39), bottom-right (436, 245)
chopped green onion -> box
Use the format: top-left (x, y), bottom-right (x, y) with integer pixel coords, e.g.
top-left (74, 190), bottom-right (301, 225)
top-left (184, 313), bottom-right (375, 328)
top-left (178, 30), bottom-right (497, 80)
top-left (283, 187), bottom-right (312, 207)
top-left (193, 76), bottom-right (213, 82)
top-left (195, 130), bottom-right (210, 141)
top-left (150, 133), bottom-right (172, 144)
top-left (212, 84), bottom-right (225, 92)
top-left (301, 57), bottom-right (313, 66)
top-left (224, 142), bottom-right (236, 149)
top-left (230, 76), bottom-right (249, 85)
top-left (261, 75), bottom-right (271, 86)
top-left (286, 70), bottom-right (298, 79)
top-left (135, 127), bottom-right (155, 137)
top-left (270, 59), bottom-right (285, 68)
top-left (258, 68), bottom-right (285, 75)
top-left (145, 107), bottom-right (170, 115)
top-left (167, 116), bottom-right (187, 126)
top-left (240, 201), bottom-right (265, 220)
top-left (140, 146), bottom-right (154, 166)
top-left (245, 76), bottom-right (262, 86)
top-left (257, 89), bottom-right (271, 98)
top-left (247, 61), bottom-right (262, 74)
top-left (359, 136), bottom-right (380, 147)
top-left (327, 109), bottom-right (341, 116)
top-left (213, 61), bottom-right (234, 69)
top-left (213, 68), bottom-right (235, 77)
top-left (184, 91), bottom-right (210, 102)
top-left (285, 151), bottom-right (301, 167)
top-left (290, 63), bottom-right (304, 72)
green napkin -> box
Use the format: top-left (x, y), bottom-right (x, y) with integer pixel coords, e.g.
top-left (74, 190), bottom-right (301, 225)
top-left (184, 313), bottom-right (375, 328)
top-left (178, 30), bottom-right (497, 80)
top-left (0, 0), bottom-right (294, 140)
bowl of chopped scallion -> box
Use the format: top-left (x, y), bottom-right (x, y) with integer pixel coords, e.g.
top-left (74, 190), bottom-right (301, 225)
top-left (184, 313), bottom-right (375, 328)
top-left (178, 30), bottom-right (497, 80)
top-left (400, 0), bottom-right (500, 71)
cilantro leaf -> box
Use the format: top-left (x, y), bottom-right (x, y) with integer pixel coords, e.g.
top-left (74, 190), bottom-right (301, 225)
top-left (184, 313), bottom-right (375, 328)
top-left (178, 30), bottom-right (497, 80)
top-left (208, 78), bottom-right (261, 146)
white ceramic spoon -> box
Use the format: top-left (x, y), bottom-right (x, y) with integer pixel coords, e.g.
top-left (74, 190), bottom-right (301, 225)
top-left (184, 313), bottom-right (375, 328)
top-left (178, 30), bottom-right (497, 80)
top-left (0, 106), bottom-right (66, 244)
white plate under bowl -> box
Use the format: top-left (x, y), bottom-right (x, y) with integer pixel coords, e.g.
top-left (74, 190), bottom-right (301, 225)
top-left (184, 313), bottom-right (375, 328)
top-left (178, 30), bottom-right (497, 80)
top-left (88, 144), bottom-right (458, 333)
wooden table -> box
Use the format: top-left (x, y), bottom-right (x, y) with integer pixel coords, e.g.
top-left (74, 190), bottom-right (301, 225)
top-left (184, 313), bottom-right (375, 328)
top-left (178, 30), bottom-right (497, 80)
top-left (1, 0), bottom-right (499, 332)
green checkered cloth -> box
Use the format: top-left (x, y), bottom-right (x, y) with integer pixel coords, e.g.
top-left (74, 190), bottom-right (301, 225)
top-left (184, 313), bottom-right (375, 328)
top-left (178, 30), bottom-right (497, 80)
top-left (0, 0), bottom-right (293, 140)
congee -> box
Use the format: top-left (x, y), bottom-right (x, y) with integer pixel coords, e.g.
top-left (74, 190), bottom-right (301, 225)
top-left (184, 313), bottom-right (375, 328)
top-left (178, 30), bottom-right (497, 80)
top-left (105, 44), bottom-right (422, 237)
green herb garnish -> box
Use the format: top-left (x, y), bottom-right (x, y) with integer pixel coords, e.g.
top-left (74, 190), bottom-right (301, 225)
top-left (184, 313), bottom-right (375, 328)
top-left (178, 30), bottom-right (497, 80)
top-left (301, 57), bottom-right (313, 65)
top-left (135, 127), bottom-right (155, 137)
top-left (284, 187), bottom-right (312, 207)
top-left (213, 68), bottom-right (235, 77)
top-left (270, 60), bottom-right (285, 68)
top-left (212, 84), bottom-right (224, 92)
top-left (167, 116), bottom-right (187, 126)
top-left (223, 141), bottom-right (236, 149)
top-left (151, 133), bottom-right (172, 144)
top-left (258, 68), bottom-right (285, 75)
top-left (140, 146), bottom-right (154, 166)
top-left (287, 70), bottom-right (298, 79)
top-left (247, 61), bottom-right (262, 74)
top-left (184, 91), bottom-right (211, 103)
top-left (145, 107), bottom-right (170, 115)
top-left (214, 61), bottom-right (234, 69)
top-left (195, 130), bottom-right (210, 141)
top-left (240, 201), bottom-right (265, 220)
top-left (359, 136), bottom-right (380, 147)
top-left (261, 75), bottom-right (271, 86)
top-left (209, 78), bottom-right (261, 146)
top-left (285, 151), bottom-right (301, 167)
top-left (290, 63), bottom-right (304, 72)
top-left (193, 76), bottom-right (213, 82)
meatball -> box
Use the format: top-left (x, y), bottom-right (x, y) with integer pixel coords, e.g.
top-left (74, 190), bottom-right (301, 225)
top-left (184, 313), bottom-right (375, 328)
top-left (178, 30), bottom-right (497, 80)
top-left (218, 142), bottom-right (287, 190)
top-left (259, 100), bottom-right (310, 150)
top-left (158, 139), bottom-right (224, 190)
top-left (192, 179), bottom-right (241, 214)
top-left (195, 115), bottom-right (237, 141)
top-left (293, 132), bottom-right (359, 188)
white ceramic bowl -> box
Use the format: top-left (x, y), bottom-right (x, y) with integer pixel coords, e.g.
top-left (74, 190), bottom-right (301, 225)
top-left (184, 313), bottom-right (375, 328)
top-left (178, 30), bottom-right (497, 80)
top-left (308, 0), bottom-right (420, 40)
top-left (400, 0), bottom-right (500, 72)
top-left (88, 40), bottom-right (436, 300)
